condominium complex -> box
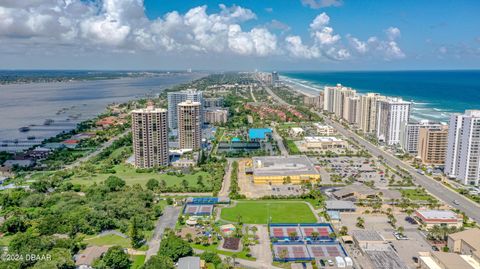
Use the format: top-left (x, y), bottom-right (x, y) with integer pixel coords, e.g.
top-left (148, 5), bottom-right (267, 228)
top-left (304, 93), bottom-right (324, 109)
top-left (400, 120), bottom-right (444, 154)
top-left (418, 125), bottom-right (449, 165)
top-left (344, 96), bottom-right (360, 124)
top-left (333, 86), bottom-right (356, 119)
top-left (204, 97), bottom-right (224, 108)
top-left (359, 93), bottom-right (383, 133)
top-left (445, 110), bottom-right (480, 185)
top-left (376, 98), bottom-right (411, 145)
top-left (131, 106), bottom-right (169, 168)
top-left (205, 108), bottom-right (228, 124)
top-left (323, 85), bottom-right (336, 113)
top-left (178, 100), bottom-right (202, 150)
top-left (167, 89), bottom-right (203, 129)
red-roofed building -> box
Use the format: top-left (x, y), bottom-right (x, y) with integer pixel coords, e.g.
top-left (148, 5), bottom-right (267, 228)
top-left (415, 209), bottom-right (463, 229)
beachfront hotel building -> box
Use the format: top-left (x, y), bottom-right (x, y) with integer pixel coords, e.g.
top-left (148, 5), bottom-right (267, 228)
top-left (167, 89), bottom-right (203, 129)
top-left (376, 97), bottom-right (411, 146)
top-left (131, 106), bottom-right (169, 168)
top-left (418, 125), bottom-right (449, 166)
top-left (400, 120), bottom-right (445, 154)
top-left (445, 110), bottom-right (480, 186)
top-left (178, 100), bottom-right (202, 150)
top-left (359, 93), bottom-right (383, 134)
top-left (323, 86), bottom-right (336, 113)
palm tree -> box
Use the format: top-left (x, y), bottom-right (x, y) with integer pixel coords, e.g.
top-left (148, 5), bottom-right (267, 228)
top-left (311, 231), bottom-right (320, 240)
top-left (356, 217), bottom-right (365, 229)
top-left (289, 231), bottom-right (298, 240)
top-left (251, 225), bottom-right (258, 239)
top-left (397, 226), bottom-right (404, 236)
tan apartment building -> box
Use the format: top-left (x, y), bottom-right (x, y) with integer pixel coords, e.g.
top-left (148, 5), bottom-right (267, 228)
top-left (359, 93), bottom-right (383, 134)
top-left (204, 108), bottom-right (228, 124)
top-left (131, 106), bottom-right (169, 168)
top-left (178, 100), bottom-right (202, 150)
top-left (418, 125), bottom-right (449, 165)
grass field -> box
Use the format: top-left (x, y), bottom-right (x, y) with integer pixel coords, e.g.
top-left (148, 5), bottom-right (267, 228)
top-left (285, 140), bottom-right (301, 155)
top-left (131, 255), bottom-right (146, 269)
top-left (220, 200), bottom-right (316, 224)
top-left (400, 189), bottom-right (432, 201)
top-left (70, 163), bottom-right (211, 188)
top-left (84, 233), bottom-right (131, 248)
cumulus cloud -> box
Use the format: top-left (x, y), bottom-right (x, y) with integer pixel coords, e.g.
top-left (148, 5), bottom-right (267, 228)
top-left (301, 0), bottom-right (343, 9)
top-left (0, 1), bottom-right (406, 63)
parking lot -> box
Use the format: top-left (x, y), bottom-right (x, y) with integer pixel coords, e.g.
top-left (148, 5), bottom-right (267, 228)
top-left (337, 212), bottom-right (431, 269)
top-left (311, 156), bottom-right (386, 185)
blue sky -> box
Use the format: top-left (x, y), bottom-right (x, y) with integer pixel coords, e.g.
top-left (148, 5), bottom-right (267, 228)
top-left (0, 0), bottom-right (479, 70)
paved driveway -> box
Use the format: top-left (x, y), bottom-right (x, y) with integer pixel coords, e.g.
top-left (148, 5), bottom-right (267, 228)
top-left (145, 206), bottom-right (181, 260)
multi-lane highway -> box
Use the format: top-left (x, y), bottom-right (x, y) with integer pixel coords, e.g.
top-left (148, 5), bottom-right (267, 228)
top-left (322, 116), bottom-right (480, 223)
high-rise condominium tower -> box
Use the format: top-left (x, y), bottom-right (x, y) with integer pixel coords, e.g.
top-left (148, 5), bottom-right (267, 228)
top-left (445, 110), bottom-right (480, 186)
top-left (178, 100), bottom-right (202, 150)
top-left (376, 98), bottom-right (411, 146)
top-left (131, 106), bottom-right (169, 168)
top-left (167, 89), bottom-right (203, 129)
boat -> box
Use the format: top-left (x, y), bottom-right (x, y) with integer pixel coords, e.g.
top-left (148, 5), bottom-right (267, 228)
top-left (44, 119), bottom-right (54, 125)
top-left (27, 136), bottom-right (36, 140)
top-left (19, 127), bottom-right (30, 132)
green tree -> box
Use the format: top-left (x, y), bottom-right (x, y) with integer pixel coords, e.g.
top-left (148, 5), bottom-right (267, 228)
top-left (200, 251), bottom-right (222, 266)
top-left (94, 246), bottom-right (131, 269)
top-left (129, 216), bottom-right (145, 249)
top-left (158, 233), bottom-right (193, 262)
top-left (105, 176), bottom-right (126, 191)
top-left (31, 248), bottom-right (75, 269)
top-left (141, 255), bottom-right (174, 269)
top-left (146, 178), bottom-right (159, 191)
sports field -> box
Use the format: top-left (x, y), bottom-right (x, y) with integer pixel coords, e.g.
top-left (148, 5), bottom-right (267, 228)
top-left (220, 200), bottom-right (316, 224)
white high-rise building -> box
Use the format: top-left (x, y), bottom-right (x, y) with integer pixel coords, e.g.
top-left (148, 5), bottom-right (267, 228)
top-left (344, 96), bottom-right (360, 124)
top-left (359, 93), bottom-right (383, 134)
top-left (167, 89), bottom-right (203, 129)
top-left (131, 106), bottom-right (169, 168)
top-left (178, 100), bottom-right (202, 150)
top-left (445, 110), bottom-right (480, 186)
top-left (334, 87), bottom-right (356, 119)
top-left (400, 120), bottom-right (444, 154)
top-left (376, 98), bottom-right (411, 145)
top-left (323, 86), bottom-right (336, 112)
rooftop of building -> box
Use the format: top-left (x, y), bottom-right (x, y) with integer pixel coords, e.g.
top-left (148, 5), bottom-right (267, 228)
top-left (325, 200), bottom-right (356, 210)
top-left (420, 251), bottom-right (480, 269)
top-left (248, 128), bottom-right (272, 140)
top-left (332, 184), bottom-right (379, 198)
top-left (178, 256), bottom-right (201, 269)
top-left (415, 209), bottom-right (461, 222)
top-left (178, 100), bottom-right (201, 106)
top-left (351, 230), bottom-right (384, 242)
top-left (131, 106), bottom-right (167, 113)
top-left (75, 246), bottom-right (109, 266)
top-left (304, 136), bottom-right (344, 143)
top-left (449, 228), bottom-right (480, 251)
top-left (251, 155), bottom-right (319, 177)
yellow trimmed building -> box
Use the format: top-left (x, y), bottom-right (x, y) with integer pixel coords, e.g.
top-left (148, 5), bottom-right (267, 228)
top-left (246, 156), bottom-right (321, 185)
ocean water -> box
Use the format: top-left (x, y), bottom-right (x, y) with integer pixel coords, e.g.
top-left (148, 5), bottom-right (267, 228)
top-left (0, 72), bottom-right (204, 152)
top-left (282, 70), bottom-right (480, 123)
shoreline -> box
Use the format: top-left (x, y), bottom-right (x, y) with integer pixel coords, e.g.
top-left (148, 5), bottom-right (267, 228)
top-left (0, 73), bottom-right (204, 153)
top-left (281, 74), bottom-right (453, 123)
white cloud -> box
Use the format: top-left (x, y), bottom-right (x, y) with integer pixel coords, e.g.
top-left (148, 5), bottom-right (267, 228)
top-left (386, 27), bottom-right (401, 40)
top-left (309, 12), bottom-right (330, 30)
top-left (301, 0), bottom-right (343, 9)
top-left (0, 1), bottom-right (405, 63)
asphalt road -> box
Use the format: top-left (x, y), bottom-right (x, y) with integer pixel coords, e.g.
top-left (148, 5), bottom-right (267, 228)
top-left (322, 116), bottom-right (480, 223)
top-left (145, 206), bottom-right (181, 260)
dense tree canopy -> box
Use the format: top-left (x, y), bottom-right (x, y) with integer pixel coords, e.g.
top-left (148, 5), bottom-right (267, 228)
top-left (158, 233), bottom-right (193, 262)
